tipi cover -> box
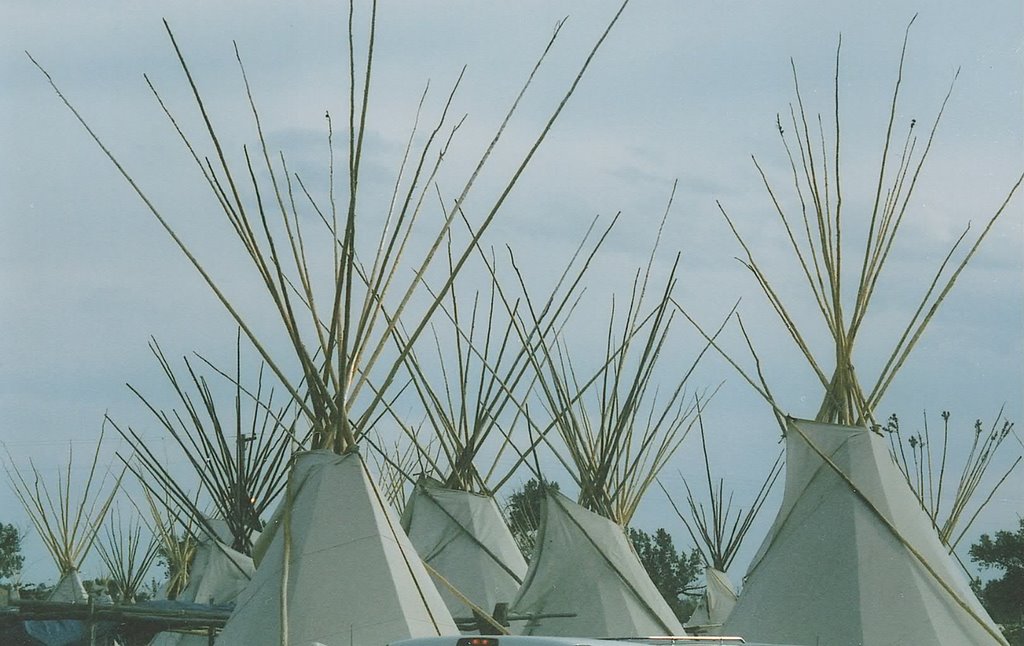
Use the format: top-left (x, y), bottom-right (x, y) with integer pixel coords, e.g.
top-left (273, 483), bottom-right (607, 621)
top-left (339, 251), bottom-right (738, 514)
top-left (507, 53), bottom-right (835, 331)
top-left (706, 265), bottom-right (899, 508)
top-left (149, 541), bottom-right (254, 646)
top-left (24, 572), bottom-right (89, 646)
top-left (216, 450), bottom-right (458, 646)
top-left (724, 418), bottom-right (1005, 645)
top-left (178, 540), bottom-right (253, 606)
top-left (684, 567), bottom-right (737, 635)
top-left (47, 570), bottom-right (88, 604)
top-left (511, 490), bottom-right (684, 637)
top-left (402, 478), bottom-right (528, 619)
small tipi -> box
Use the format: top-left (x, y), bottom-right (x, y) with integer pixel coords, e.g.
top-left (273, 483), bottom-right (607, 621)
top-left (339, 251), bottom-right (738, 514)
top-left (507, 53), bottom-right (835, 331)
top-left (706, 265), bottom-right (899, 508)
top-left (513, 488), bottom-right (684, 637)
top-left (5, 429), bottom-right (121, 604)
top-left (684, 568), bottom-right (737, 634)
top-left (661, 413), bottom-right (780, 635)
top-left (402, 478), bottom-right (527, 624)
top-left (174, 537), bottom-right (253, 607)
top-left (510, 212), bottom-right (706, 637)
top-left (395, 237), bottom-right (611, 627)
top-left (149, 537), bottom-right (254, 646)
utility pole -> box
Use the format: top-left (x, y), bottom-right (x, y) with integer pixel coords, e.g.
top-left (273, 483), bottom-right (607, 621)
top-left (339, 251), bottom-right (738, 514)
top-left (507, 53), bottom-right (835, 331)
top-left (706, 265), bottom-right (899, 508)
top-left (234, 333), bottom-right (255, 554)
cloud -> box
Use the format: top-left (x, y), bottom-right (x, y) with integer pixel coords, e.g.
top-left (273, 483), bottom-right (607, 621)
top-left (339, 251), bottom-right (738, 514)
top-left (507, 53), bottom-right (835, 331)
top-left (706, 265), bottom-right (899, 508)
top-left (2, 0), bottom-right (1021, 584)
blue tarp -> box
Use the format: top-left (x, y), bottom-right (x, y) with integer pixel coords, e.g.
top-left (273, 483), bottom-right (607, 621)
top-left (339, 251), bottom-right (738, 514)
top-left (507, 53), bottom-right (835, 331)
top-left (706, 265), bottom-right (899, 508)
top-left (23, 619), bottom-right (114, 646)
top-left (16, 599), bottom-right (231, 645)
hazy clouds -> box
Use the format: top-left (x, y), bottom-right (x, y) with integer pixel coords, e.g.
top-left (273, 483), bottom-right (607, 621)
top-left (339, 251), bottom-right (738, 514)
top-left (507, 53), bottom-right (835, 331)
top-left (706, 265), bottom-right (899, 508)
top-left (2, 1), bottom-right (1021, 582)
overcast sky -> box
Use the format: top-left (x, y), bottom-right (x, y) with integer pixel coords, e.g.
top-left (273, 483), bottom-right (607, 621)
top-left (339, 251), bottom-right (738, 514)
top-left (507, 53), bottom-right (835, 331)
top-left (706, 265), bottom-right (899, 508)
top-left (2, 1), bottom-right (1022, 586)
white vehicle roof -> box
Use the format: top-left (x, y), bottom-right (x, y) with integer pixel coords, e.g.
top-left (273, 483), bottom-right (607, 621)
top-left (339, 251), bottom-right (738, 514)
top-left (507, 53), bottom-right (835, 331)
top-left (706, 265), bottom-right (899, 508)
top-left (391, 636), bottom-right (806, 646)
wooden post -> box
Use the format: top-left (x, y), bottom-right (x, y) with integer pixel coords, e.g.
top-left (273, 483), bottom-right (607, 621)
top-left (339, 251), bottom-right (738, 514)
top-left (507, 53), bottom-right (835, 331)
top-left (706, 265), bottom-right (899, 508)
top-left (89, 597), bottom-right (97, 646)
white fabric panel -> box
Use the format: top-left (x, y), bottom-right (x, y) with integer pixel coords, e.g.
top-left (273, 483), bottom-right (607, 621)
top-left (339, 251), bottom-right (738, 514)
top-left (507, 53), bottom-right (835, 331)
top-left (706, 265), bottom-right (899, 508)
top-left (724, 418), bottom-right (1004, 646)
top-left (149, 541), bottom-right (253, 646)
top-left (510, 490), bottom-right (685, 638)
top-left (216, 450), bottom-right (458, 646)
top-left (179, 540), bottom-right (253, 605)
top-left (402, 480), bottom-right (528, 619)
top-left (685, 567), bottom-right (737, 634)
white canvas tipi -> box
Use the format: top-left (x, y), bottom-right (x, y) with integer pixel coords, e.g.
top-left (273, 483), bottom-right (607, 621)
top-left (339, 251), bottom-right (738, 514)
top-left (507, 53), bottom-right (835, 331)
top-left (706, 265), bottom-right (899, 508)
top-left (511, 489), bottom-right (684, 638)
top-left (25, 572), bottom-right (89, 646)
top-left (402, 478), bottom-right (528, 620)
top-left (6, 430), bottom-right (120, 605)
top-left (150, 542), bottom-right (254, 645)
top-left (178, 539), bottom-right (254, 606)
top-left (684, 567), bottom-right (737, 635)
top-left (663, 413), bottom-right (779, 637)
top-left (47, 570), bottom-right (89, 604)
top-left (216, 450), bottom-right (458, 646)
top-left (723, 418), bottom-right (1005, 645)
top-left (704, 28), bottom-right (1021, 646)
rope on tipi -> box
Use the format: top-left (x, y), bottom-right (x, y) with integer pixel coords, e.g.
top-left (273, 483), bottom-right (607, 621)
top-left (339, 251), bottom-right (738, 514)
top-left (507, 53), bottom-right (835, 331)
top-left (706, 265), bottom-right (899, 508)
top-left (787, 419), bottom-right (1009, 646)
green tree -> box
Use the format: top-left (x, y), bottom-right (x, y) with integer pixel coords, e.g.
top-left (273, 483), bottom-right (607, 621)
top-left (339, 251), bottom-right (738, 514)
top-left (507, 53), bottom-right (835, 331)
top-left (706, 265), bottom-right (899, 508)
top-left (971, 518), bottom-right (1023, 643)
top-left (504, 478), bottom-right (559, 559)
top-left (629, 527), bottom-right (702, 622)
top-left (0, 523), bottom-right (24, 581)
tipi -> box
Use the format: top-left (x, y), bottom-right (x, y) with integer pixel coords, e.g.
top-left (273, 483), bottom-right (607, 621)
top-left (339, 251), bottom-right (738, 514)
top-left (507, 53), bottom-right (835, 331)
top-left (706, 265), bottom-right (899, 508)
top-left (684, 568), bottom-right (737, 634)
top-left (661, 412), bottom-right (780, 635)
top-left (510, 200), bottom-right (711, 637)
top-left (402, 477), bottom-right (527, 627)
top-left (149, 537), bottom-right (254, 646)
top-left (708, 24), bottom-right (1020, 646)
top-left (513, 488), bottom-right (684, 637)
top-left (724, 418), bottom-right (1004, 644)
top-left (39, 0), bottom-right (634, 642)
top-left (95, 507), bottom-right (162, 604)
top-left (111, 335), bottom-right (295, 559)
top-left (395, 223), bottom-right (614, 628)
top-left (174, 537), bottom-right (253, 607)
top-left (217, 450), bottom-right (457, 645)
top-left (5, 429), bottom-right (121, 604)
